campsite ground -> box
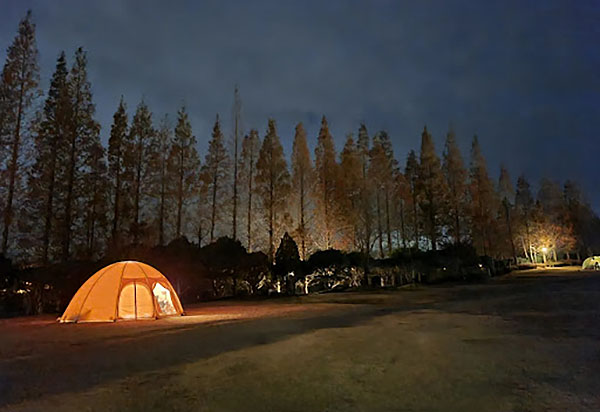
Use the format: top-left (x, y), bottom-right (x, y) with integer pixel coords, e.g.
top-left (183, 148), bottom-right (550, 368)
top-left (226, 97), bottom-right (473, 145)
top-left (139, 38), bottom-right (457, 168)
top-left (1, 267), bottom-right (599, 411)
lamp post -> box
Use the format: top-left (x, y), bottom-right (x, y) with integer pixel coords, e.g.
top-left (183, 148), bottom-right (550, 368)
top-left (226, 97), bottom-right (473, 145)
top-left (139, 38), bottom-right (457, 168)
top-left (541, 247), bottom-right (548, 264)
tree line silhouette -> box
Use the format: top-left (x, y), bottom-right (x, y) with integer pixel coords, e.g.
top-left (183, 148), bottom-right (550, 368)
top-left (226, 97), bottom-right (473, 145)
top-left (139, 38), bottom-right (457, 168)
top-left (1, 12), bottom-right (599, 268)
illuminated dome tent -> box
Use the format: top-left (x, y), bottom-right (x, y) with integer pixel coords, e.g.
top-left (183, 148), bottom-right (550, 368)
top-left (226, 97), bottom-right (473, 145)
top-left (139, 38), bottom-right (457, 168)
top-left (60, 261), bottom-right (184, 323)
top-left (582, 256), bottom-right (600, 271)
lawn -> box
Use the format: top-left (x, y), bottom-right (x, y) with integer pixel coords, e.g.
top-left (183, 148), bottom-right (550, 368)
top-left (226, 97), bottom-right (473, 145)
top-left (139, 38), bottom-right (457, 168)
top-left (1, 268), bottom-right (599, 411)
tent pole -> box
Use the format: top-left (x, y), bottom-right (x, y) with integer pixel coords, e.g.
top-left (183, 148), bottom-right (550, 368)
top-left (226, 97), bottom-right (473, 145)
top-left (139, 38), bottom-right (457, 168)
top-left (134, 280), bottom-right (137, 320)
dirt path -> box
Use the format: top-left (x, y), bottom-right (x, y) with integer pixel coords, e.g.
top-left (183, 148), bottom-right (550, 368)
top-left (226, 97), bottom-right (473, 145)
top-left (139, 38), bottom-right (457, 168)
top-left (1, 269), bottom-right (599, 411)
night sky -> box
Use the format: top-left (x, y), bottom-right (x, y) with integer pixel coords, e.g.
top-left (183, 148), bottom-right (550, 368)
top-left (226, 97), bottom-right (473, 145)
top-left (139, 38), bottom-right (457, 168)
top-left (1, 0), bottom-right (598, 209)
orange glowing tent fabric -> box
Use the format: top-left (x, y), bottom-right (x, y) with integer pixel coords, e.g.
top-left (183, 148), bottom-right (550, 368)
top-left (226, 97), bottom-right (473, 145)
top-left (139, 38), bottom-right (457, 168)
top-left (59, 261), bottom-right (184, 323)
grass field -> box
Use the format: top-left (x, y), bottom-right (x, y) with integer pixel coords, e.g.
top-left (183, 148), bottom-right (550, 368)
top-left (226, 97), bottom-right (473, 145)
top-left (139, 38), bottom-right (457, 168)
top-left (1, 267), bottom-right (599, 411)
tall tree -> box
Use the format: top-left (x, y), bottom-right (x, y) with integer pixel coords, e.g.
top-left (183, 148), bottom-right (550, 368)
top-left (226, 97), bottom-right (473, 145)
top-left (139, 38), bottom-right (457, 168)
top-left (152, 114), bottom-right (173, 245)
top-left (468, 135), bottom-right (497, 256)
top-left (29, 52), bottom-right (70, 264)
top-left (393, 171), bottom-right (411, 249)
top-left (107, 97), bottom-right (128, 243)
top-left (369, 131), bottom-right (396, 257)
top-left (404, 150), bottom-right (420, 249)
top-left (231, 86), bottom-right (241, 240)
top-left (314, 116), bottom-right (339, 250)
top-left (537, 178), bottom-right (565, 223)
top-left (339, 133), bottom-right (362, 251)
top-left (255, 119), bottom-right (290, 260)
top-left (563, 180), bottom-right (599, 259)
top-left (356, 124), bottom-right (373, 258)
top-left (83, 139), bottom-right (107, 258)
top-left (0, 11), bottom-right (39, 254)
top-left (127, 100), bottom-right (154, 244)
top-left (239, 129), bottom-right (260, 251)
top-left (379, 131), bottom-right (397, 255)
top-left (498, 166), bottom-right (517, 262)
top-left (417, 126), bottom-right (446, 251)
top-left (515, 175), bottom-right (534, 261)
top-left (442, 128), bottom-right (467, 244)
top-left (60, 47), bottom-right (100, 260)
top-left (290, 122), bottom-right (314, 259)
top-left (169, 106), bottom-right (199, 238)
top-left (202, 114), bottom-right (229, 243)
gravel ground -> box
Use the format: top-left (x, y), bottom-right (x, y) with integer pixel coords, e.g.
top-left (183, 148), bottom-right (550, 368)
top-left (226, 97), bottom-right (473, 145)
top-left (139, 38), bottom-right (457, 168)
top-left (1, 267), bottom-right (599, 411)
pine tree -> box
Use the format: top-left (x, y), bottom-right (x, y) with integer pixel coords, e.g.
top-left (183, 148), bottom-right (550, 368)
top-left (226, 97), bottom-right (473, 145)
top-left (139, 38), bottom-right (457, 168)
top-left (562, 180), bottom-right (597, 259)
top-left (83, 139), bottom-right (108, 258)
top-left (378, 131), bottom-right (397, 255)
top-left (29, 52), bottom-right (70, 264)
top-left (126, 100), bottom-right (154, 244)
top-left (314, 116), bottom-right (339, 250)
top-left (0, 11), bottom-right (40, 254)
top-left (369, 131), bottom-right (396, 257)
top-left (339, 133), bottom-right (362, 251)
top-left (417, 126), bottom-right (446, 251)
top-left (404, 150), bottom-right (420, 249)
top-left (153, 114), bottom-right (173, 245)
top-left (442, 128), bottom-right (467, 244)
top-left (537, 178), bottom-right (565, 223)
top-left (498, 166), bottom-right (517, 262)
top-left (169, 106), bottom-right (199, 239)
top-left (107, 97), bottom-right (128, 243)
top-left (468, 135), bottom-right (497, 256)
top-left (255, 119), bottom-right (290, 260)
top-left (231, 86), bottom-right (242, 240)
top-left (60, 47), bottom-right (100, 260)
top-left (356, 124), bottom-right (373, 257)
top-left (393, 171), bottom-right (411, 249)
top-left (202, 114), bottom-right (229, 243)
top-left (239, 129), bottom-right (260, 251)
top-left (290, 122), bottom-right (314, 259)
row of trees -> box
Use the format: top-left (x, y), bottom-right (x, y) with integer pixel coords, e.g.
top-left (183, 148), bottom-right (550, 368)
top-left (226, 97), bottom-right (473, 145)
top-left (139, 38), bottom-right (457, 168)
top-left (1, 12), bottom-right (599, 266)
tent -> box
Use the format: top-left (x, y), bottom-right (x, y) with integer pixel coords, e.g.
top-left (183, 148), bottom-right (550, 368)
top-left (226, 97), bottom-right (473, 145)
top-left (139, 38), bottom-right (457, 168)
top-left (582, 256), bottom-right (600, 271)
top-left (59, 261), bottom-right (184, 323)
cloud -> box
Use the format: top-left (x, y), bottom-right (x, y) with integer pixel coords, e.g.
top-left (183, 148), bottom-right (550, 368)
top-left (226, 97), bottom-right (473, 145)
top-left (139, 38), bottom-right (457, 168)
top-left (1, 0), bottom-right (599, 208)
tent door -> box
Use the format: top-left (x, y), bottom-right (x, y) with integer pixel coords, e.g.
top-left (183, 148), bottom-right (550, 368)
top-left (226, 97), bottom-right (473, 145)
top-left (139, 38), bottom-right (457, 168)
top-left (118, 282), bottom-right (155, 319)
top-left (153, 283), bottom-right (177, 316)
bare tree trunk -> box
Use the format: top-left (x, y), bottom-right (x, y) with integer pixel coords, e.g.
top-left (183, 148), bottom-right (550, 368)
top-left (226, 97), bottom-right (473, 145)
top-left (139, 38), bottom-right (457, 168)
top-left (112, 155), bottom-right (121, 242)
top-left (158, 159), bottom-right (166, 246)
top-left (197, 220), bottom-right (203, 248)
top-left (385, 189), bottom-right (392, 255)
top-left (133, 139), bottom-right (142, 244)
top-left (504, 201), bottom-right (517, 264)
top-left (42, 141), bottom-right (58, 264)
top-left (454, 203), bottom-right (461, 244)
top-left (429, 191), bottom-right (437, 252)
top-left (176, 151), bottom-right (184, 237)
top-left (411, 190), bottom-right (419, 250)
top-left (324, 175), bottom-right (330, 249)
top-left (400, 200), bottom-right (407, 249)
top-left (268, 169), bottom-right (274, 261)
top-left (62, 99), bottom-right (79, 261)
top-left (232, 122), bottom-right (238, 241)
top-left (376, 190), bottom-right (383, 258)
top-left (247, 160), bottom-right (253, 252)
top-left (232, 86), bottom-right (241, 241)
top-left (298, 167), bottom-right (306, 260)
top-left (210, 172), bottom-right (218, 243)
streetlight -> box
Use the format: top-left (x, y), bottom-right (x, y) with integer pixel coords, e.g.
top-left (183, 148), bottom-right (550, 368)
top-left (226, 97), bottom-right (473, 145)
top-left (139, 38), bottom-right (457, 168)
top-left (541, 247), bottom-right (548, 264)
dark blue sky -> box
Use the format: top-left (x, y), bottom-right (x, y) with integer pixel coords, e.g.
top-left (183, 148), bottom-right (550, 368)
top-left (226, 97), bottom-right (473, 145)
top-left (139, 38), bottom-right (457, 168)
top-left (1, 0), bottom-right (599, 209)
